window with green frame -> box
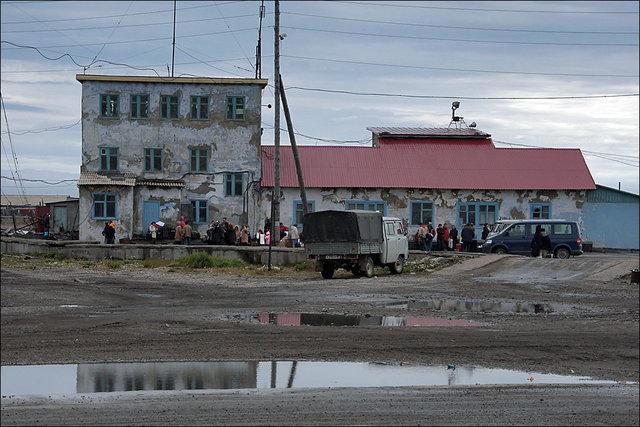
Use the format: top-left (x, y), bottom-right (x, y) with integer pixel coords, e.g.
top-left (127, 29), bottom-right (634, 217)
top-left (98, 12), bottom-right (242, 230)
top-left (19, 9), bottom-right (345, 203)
top-left (93, 193), bottom-right (117, 219)
top-left (226, 96), bottom-right (245, 120)
top-left (100, 94), bottom-right (118, 117)
top-left (161, 95), bottom-right (179, 119)
top-left (99, 147), bottom-right (118, 171)
top-left (144, 148), bottom-right (162, 171)
top-left (459, 202), bottom-right (498, 226)
top-left (130, 94), bottom-right (149, 118)
top-left (224, 172), bottom-right (244, 196)
top-left (531, 203), bottom-right (551, 219)
top-left (190, 148), bottom-right (208, 172)
top-left (294, 201), bottom-right (315, 225)
top-left (346, 200), bottom-right (386, 214)
top-left (190, 96), bottom-right (209, 119)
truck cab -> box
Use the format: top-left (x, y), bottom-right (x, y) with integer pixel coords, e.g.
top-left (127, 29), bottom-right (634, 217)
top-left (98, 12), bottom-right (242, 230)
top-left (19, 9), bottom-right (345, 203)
top-left (303, 210), bottom-right (409, 279)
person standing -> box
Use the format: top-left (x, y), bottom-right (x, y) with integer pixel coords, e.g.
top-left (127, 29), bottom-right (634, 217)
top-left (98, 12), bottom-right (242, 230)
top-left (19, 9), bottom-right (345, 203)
top-left (265, 228), bottom-right (271, 246)
top-left (449, 225), bottom-right (459, 251)
top-left (539, 229), bottom-right (551, 258)
top-left (103, 221), bottom-right (116, 244)
top-left (531, 225), bottom-right (542, 257)
top-left (183, 221), bottom-right (193, 245)
top-left (289, 223), bottom-right (300, 248)
top-left (461, 223), bottom-right (474, 252)
top-left (256, 228), bottom-right (265, 245)
top-left (482, 223), bottom-right (491, 240)
top-left (149, 222), bottom-right (158, 244)
top-left (174, 223), bottom-right (184, 244)
top-left (443, 224), bottom-right (450, 250)
top-left (43, 213), bottom-right (51, 238)
top-left (279, 222), bottom-right (288, 240)
top-left (436, 224), bottom-right (445, 251)
top-left (240, 225), bottom-right (250, 246)
top-left (417, 223), bottom-right (428, 251)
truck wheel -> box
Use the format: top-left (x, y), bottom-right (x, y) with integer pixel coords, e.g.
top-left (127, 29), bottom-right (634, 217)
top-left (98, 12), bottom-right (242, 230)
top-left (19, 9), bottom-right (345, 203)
top-left (321, 263), bottom-right (335, 279)
top-left (390, 256), bottom-right (404, 274)
top-left (363, 256), bottom-right (375, 278)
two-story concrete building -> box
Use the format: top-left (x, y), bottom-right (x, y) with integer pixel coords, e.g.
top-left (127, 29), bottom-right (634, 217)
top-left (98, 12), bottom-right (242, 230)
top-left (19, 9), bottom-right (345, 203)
top-left (76, 74), bottom-right (267, 241)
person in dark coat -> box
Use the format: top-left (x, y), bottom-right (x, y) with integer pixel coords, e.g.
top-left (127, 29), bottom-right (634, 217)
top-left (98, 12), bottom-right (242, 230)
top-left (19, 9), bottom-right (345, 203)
top-left (539, 229), bottom-right (552, 258)
top-left (449, 225), bottom-right (459, 251)
top-left (531, 225), bottom-right (542, 257)
top-left (102, 221), bottom-right (115, 244)
top-left (461, 223), bottom-right (475, 252)
top-left (436, 224), bottom-right (445, 251)
top-left (481, 224), bottom-right (491, 240)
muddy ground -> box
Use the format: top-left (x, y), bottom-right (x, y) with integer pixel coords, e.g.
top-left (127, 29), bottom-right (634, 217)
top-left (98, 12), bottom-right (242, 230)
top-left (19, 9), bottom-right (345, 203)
top-left (1, 252), bottom-right (639, 425)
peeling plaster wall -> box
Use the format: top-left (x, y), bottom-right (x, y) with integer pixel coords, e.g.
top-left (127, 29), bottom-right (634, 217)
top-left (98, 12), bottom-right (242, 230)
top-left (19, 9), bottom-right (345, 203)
top-left (265, 187), bottom-right (587, 237)
top-left (79, 80), bottom-right (263, 240)
top-left (79, 185), bottom-right (134, 241)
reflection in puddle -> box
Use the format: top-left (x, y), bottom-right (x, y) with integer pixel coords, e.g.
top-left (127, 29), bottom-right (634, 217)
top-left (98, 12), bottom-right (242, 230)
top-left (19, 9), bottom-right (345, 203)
top-left (225, 313), bottom-right (481, 328)
top-left (386, 299), bottom-right (553, 314)
top-left (0, 361), bottom-right (616, 397)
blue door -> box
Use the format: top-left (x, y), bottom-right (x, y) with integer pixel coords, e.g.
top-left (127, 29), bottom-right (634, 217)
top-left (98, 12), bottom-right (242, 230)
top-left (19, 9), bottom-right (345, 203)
top-left (143, 201), bottom-right (160, 231)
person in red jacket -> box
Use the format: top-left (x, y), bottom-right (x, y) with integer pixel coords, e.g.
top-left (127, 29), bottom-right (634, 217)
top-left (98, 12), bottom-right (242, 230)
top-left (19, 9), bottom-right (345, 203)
top-left (443, 224), bottom-right (450, 250)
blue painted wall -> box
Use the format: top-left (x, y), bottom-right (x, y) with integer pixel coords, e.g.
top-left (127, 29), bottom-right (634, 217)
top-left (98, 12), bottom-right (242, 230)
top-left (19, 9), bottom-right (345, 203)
top-left (583, 202), bottom-right (639, 249)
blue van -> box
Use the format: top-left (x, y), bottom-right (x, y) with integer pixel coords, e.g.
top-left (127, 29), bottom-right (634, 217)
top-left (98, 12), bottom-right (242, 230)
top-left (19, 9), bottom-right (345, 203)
top-left (481, 219), bottom-right (583, 259)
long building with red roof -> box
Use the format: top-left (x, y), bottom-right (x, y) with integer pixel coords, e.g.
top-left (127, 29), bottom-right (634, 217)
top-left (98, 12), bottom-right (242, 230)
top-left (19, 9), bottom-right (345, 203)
top-left (261, 127), bottom-right (596, 239)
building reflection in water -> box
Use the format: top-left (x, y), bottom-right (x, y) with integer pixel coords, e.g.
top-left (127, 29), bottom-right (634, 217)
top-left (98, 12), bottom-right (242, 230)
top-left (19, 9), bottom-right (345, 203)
top-left (76, 362), bottom-right (258, 393)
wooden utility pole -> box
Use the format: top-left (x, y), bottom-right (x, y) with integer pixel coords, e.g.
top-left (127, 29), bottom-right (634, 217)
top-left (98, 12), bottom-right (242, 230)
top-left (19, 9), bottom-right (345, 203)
top-left (255, 0), bottom-right (265, 79)
top-left (268, 0), bottom-right (281, 270)
top-left (272, 0), bottom-right (281, 240)
top-left (171, 0), bottom-right (176, 77)
top-left (279, 74), bottom-right (308, 217)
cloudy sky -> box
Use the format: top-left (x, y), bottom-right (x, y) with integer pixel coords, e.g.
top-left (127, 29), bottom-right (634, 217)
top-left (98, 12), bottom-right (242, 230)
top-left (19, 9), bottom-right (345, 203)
top-left (1, 0), bottom-right (638, 197)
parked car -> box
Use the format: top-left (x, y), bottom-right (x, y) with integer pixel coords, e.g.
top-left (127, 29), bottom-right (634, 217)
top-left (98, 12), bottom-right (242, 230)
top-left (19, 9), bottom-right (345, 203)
top-left (481, 219), bottom-right (583, 259)
top-left (303, 210), bottom-right (409, 279)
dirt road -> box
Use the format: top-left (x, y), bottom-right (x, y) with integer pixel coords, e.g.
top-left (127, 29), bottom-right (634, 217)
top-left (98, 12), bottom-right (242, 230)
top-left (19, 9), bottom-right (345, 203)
top-left (1, 252), bottom-right (638, 425)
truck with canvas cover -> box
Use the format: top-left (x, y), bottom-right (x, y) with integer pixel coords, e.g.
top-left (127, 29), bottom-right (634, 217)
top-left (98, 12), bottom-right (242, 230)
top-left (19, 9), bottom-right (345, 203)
top-left (303, 210), bottom-right (409, 279)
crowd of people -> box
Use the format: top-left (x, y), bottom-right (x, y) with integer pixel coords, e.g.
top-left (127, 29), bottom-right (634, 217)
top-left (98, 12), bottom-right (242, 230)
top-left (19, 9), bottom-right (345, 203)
top-left (415, 222), bottom-right (492, 253)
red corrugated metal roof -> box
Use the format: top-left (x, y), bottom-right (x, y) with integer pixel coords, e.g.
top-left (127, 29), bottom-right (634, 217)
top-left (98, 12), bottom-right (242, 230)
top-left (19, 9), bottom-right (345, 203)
top-left (261, 140), bottom-right (596, 190)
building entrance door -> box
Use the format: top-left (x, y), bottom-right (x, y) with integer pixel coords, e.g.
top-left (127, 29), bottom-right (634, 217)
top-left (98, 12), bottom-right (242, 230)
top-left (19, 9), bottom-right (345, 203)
top-left (143, 201), bottom-right (160, 231)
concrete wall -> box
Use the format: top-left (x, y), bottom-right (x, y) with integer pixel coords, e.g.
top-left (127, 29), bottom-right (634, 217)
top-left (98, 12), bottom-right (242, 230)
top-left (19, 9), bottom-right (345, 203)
top-left (78, 79), bottom-right (264, 240)
top-left (268, 187), bottom-right (587, 238)
top-left (1, 237), bottom-right (307, 265)
top-left (582, 202), bottom-right (640, 249)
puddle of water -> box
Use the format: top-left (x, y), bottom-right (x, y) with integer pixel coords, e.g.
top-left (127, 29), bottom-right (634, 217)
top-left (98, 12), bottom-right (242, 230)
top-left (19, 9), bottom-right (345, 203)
top-left (386, 299), bottom-right (554, 314)
top-left (59, 305), bottom-right (81, 308)
top-left (225, 313), bottom-right (481, 328)
top-left (136, 294), bottom-right (162, 298)
top-left (0, 361), bottom-right (616, 397)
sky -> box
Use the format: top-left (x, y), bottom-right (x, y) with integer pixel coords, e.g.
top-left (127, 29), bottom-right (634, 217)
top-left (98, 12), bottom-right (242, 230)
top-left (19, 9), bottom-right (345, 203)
top-left (1, 0), bottom-right (638, 198)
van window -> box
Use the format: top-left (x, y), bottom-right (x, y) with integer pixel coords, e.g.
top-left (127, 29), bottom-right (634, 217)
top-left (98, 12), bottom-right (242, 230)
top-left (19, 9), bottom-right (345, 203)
top-left (529, 224), bottom-right (550, 235)
top-left (508, 224), bottom-right (526, 237)
top-left (553, 224), bottom-right (573, 235)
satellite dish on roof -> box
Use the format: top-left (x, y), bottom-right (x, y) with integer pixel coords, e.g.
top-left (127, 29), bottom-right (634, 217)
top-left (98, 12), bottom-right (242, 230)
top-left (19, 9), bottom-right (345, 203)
top-left (469, 122), bottom-right (477, 128)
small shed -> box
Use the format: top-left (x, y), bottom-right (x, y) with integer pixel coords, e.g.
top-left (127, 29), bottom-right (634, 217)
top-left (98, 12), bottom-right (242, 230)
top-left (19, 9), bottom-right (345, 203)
top-left (46, 197), bottom-right (80, 234)
top-left (583, 185), bottom-right (639, 249)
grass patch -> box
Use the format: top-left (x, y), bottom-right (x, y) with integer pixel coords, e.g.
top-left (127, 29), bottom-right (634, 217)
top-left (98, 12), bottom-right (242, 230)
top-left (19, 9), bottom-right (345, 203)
top-left (293, 260), bottom-right (315, 271)
top-left (142, 258), bottom-right (169, 268)
top-left (174, 253), bottom-right (244, 269)
top-left (43, 252), bottom-right (67, 260)
top-left (104, 259), bottom-right (123, 270)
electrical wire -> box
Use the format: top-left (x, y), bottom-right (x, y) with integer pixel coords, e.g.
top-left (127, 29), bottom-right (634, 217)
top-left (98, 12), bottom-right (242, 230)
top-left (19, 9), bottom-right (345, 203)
top-left (283, 11), bottom-right (639, 35)
top-left (0, 119), bottom-right (80, 135)
top-left (1, 41), bottom-right (161, 75)
top-left (1, 175), bottom-right (78, 185)
top-left (281, 26), bottom-right (639, 47)
top-left (331, 1), bottom-right (639, 15)
top-left (174, 45), bottom-right (243, 77)
top-left (1, 27), bottom-right (258, 50)
top-left (89, 0), bottom-right (135, 66)
top-left (215, 2), bottom-right (255, 72)
top-left (1, 1), bottom-right (245, 24)
top-left (0, 93), bottom-right (28, 203)
top-left (282, 54), bottom-right (639, 79)
top-left (261, 121), bottom-right (372, 145)
top-left (283, 85), bottom-right (640, 100)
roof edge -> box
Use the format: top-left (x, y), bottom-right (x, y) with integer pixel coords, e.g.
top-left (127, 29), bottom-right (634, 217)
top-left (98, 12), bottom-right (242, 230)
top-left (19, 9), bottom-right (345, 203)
top-left (76, 74), bottom-right (268, 87)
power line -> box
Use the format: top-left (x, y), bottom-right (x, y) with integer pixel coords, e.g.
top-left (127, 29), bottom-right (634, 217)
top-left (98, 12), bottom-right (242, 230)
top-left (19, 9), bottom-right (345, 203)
top-left (283, 54), bottom-right (639, 79)
top-left (281, 26), bottom-right (639, 47)
top-left (1, 27), bottom-right (258, 50)
top-left (174, 45), bottom-right (243, 77)
top-left (331, 1), bottom-right (639, 15)
top-left (215, 2), bottom-right (255, 72)
top-left (1, 1), bottom-right (244, 24)
top-left (284, 85), bottom-right (640, 100)
top-left (1, 175), bottom-right (78, 185)
top-left (90, 0), bottom-right (135, 66)
top-left (1, 13), bottom-right (265, 33)
top-left (261, 121), bottom-right (371, 145)
top-left (493, 140), bottom-right (639, 160)
top-left (283, 11), bottom-right (639, 35)
top-left (0, 119), bottom-right (80, 135)
top-left (0, 93), bottom-right (28, 203)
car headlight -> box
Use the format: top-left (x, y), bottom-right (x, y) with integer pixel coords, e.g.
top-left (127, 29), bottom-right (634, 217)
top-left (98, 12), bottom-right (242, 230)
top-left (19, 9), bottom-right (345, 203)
top-left (484, 239), bottom-right (492, 245)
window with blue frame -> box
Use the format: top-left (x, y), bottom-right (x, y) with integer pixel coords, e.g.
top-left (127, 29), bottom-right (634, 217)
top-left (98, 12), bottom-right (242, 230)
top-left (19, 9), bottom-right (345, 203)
top-left (410, 201), bottom-right (434, 225)
top-left (100, 147), bottom-right (118, 171)
top-left (530, 203), bottom-right (551, 219)
top-left (190, 96), bottom-right (209, 119)
top-left (191, 200), bottom-right (207, 223)
top-left (93, 193), bottom-right (117, 219)
top-left (224, 172), bottom-right (244, 196)
top-left (293, 200), bottom-right (315, 225)
top-left (458, 202), bottom-right (498, 226)
top-left (100, 94), bottom-right (118, 117)
top-left (190, 148), bottom-right (208, 172)
top-left (346, 200), bottom-right (386, 214)
top-left (144, 148), bottom-right (162, 171)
